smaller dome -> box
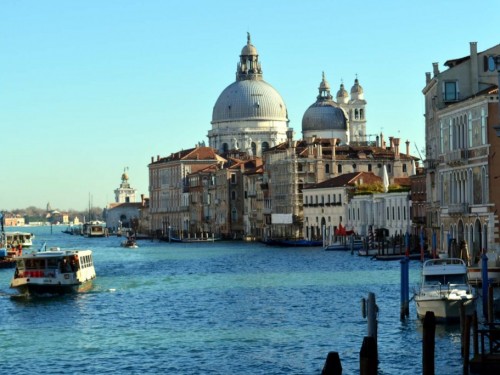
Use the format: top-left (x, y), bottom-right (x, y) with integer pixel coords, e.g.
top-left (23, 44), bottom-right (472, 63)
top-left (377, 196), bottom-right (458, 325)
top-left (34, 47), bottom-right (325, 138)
top-left (319, 72), bottom-right (330, 91)
top-left (336, 83), bottom-right (348, 99)
top-left (241, 32), bottom-right (258, 56)
top-left (350, 78), bottom-right (364, 95)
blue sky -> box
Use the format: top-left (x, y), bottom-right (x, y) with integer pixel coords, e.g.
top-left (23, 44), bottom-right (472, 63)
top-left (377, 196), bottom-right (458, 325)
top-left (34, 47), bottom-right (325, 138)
top-left (1, 0), bottom-right (499, 211)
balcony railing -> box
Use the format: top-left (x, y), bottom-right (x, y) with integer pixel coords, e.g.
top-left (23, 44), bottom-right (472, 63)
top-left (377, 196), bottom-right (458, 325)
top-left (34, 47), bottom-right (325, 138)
top-left (444, 149), bottom-right (468, 166)
top-left (448, 203), bottom-right (469, 215)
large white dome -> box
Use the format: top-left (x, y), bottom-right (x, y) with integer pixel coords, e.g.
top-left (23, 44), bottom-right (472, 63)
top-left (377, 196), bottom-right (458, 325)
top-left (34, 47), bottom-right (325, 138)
top-left (212, 79), bottom-right (288, 124)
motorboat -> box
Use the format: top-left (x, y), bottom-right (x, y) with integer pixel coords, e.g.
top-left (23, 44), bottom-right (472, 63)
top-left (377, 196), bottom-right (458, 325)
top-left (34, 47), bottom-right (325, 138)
top-left (82, 221), bottom-right (107, 237)
top-left (5, 231), bottom-right (34, 248)
top-left (121, 237), bottom-right (138, 248)
top-left (414, 258), bottom-right (476, 321)
top-left (10, 247), bottom-right (96, 295)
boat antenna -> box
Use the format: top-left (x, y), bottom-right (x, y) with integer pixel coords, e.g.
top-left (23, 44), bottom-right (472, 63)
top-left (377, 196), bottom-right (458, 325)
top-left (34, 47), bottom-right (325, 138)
top-left (38, 242), bottom-right (47, 252)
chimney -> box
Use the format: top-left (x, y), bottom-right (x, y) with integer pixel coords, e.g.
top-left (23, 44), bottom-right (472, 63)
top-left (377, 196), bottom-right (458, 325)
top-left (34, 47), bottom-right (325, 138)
top-left (433, 62), bottom-right (440, 77)
top-left (157, 155), bottom-right (160, 161)
top-left (141, 194), bottom-right (145, 206)
top-left (331, 138), bottom-right (338, 160)
top-left (380, 133), bottom-right (385, 149)
top-left (405, 140), bottom-right (410, 156)
top-left (151, 156), bottom-right (154, 163)
top-left (425, 72), bottom-right (431, 84)
top-left (389, 136), bottom-right (394, 150)
top-left (393, 138), bottom-right (400, 157)
top-left (470, 42), bottom-right (479, 94)
top-left (376, 135), bottom-right (380, 148)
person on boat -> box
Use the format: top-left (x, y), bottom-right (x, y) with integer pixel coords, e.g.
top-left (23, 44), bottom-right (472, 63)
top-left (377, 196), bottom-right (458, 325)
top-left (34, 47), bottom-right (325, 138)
top-left (61, 258), bottom-right (71, 273)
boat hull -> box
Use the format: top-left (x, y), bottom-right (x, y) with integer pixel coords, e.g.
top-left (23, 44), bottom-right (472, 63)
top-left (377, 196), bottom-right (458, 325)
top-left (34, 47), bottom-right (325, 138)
top-left (415, 296), bottom-right (476, 320)
top-left (11, 278), bottom-right (94, 295)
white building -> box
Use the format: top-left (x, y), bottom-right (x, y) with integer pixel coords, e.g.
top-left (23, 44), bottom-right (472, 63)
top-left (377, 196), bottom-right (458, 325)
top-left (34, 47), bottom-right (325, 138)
top-left (208, 33), bottom-right (290, 157)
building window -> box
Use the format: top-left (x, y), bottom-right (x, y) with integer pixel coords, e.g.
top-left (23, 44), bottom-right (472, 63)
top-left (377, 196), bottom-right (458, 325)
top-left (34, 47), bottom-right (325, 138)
top-left (338, 194), bottom-right (342, 204)
top-left (338, 164), bottom-right (342, 173)
top-left (443, 81), bottom-right (458, 101)
top-left (231, 191), bottom-right (236, 200)
top-left (481, 108), bottom-right (487, 145)
top-left (387, 164), bottom-right (392, 173)
top-left (368, 164), bottom-right (372, 172)
top-left (402, 164), bottom-right (407, 173)
top-left (468, 112), bottom-right (473, 148)
top-left (325, 164), bottom-right (330, 174)
top-left (262, 142), bottom-right (270, 153)
top-left (230, 174), bottom-right (236, 184)
top-left (352, 164), bottom-right (357, 170)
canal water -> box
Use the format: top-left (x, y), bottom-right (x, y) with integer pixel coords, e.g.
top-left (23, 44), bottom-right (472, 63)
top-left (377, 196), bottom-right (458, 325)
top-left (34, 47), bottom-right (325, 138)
top-left (0, 226), bottom-right (465, 374)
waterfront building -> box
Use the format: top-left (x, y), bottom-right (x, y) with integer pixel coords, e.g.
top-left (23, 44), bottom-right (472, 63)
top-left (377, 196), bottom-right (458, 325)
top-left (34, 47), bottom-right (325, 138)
top-left (262, 134), bottom-right (417, 240)
top-left (114, 168), bottom-right (137, 203)
top-left (148, 146), bottom-right (226, 237)
top-left (302, 172), bottom-right (382, 240)
top-left (208, 33), bottom-right (290, 157)
top-left (106, 171), bottom-right (143, 233)
top-left (423, 42), bottom-right (500, 258)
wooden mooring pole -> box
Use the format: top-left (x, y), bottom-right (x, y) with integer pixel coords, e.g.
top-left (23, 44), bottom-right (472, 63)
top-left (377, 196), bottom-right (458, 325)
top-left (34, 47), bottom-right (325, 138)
top-left (423, 311), bottom-right (436, 375)
top-left (321, 351), bottom-right (342, 375)
top-left (463, 314), bottom-right (471, 375)
top-left (360, 336), bottom-right (377, 375)
top-left (400, 256), bottom-right (410, 320)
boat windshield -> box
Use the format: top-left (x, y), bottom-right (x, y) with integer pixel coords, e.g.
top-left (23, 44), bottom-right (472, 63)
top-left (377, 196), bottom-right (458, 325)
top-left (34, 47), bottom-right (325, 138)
top-left (424, 274), bottom-right (467, 285)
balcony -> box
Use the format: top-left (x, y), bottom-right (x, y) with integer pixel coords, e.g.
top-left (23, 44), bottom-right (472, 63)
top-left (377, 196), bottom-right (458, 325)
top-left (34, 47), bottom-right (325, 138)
top-left (444, 149), bottom-right (468, 166)
top-left (448, 203), bottom-right (469, 215)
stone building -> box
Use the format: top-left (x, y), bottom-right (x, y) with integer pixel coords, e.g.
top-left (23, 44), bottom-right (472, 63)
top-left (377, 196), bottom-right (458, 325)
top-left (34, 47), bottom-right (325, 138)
top-left (422, 41), bottom-right (500, 258)
top-left (148, 146), bottom-right (226, 237)
top-left (208, 33), bottom-right (290, 157)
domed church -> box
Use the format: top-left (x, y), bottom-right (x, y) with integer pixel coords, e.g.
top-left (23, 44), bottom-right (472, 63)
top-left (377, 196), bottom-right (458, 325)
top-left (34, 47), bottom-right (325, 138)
top-left (208, 33), bottom-right (290, 157)
top-left (302, 73), bottom-right (367, 145)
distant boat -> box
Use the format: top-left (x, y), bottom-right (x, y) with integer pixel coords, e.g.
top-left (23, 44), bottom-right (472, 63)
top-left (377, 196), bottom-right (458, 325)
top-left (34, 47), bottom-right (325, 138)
top-left (82, 221), bottom-right (107, 237)
top-left (169, 236), bottom-right (220, 243)
top-left (10, 247), bottom-right (96, 296)
top-left (121, 237), bottom-right (138, 249)
top-left (5, 231), bottom-right (34, 248)
top-left (262, 238), bottom-right (323, 247)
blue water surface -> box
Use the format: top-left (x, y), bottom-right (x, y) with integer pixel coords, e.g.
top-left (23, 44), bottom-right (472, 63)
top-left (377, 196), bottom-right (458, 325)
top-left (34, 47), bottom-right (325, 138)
top-left (0, 226), bottom-right (464, 374)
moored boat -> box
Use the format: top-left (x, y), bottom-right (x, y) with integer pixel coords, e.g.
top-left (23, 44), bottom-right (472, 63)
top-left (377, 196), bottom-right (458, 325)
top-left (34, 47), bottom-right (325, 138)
top-left (82, 221), bottom-right (107, 237)
top-left (263, 238), bottom-right (323, 247)
top-left (325, 236), bottom-right (364, 251)
top-left (10, 247), bottom-right (96, 296)
top-left (414, 258), bottom-right (476, 321)
top-left (5, 231), bottom-right (34, 248)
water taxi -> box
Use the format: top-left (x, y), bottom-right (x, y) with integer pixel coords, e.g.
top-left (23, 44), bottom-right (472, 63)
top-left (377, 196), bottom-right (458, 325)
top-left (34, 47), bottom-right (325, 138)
top-left (414, 258), bottom-right (475, 321)
top-left (82, 221), bottom-right (107, 237)
top-left (10, 247), bottom-right (96, 295)
top-left (5, 231), bottom-right (34, 248)
top-left (121, 237), bottom-right (138, 248)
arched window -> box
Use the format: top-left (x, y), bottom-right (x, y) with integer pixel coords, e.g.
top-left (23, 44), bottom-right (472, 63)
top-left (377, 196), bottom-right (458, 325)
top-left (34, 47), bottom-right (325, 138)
top-left (222, 143), bottom-right (229, 153)
top-left (467, 112), bottom-right (473, 148)
top-left (251, 142), bottom-right (257, 156)
top-left (262, 142), bottom-right (270, 153)
top-left (481, 108), bottom-right (487, 145)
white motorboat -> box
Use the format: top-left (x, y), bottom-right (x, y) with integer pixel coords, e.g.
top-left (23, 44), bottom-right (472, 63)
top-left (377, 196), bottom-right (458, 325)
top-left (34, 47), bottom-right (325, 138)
top-left (82, 221), bottom-right (107, 237)
top-left (10, 247), bottom-right (96, 295)
top-left (5, 231), bottom-right (34, 248)
top-left (414, 258), bottom-right (476, 321)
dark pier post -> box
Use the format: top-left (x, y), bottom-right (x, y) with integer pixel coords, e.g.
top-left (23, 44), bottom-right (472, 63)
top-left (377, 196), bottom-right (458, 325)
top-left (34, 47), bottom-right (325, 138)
top-left (321, 351), bottom-right (342, 375)
top-left (488, 284), bottom-right (494, 323)
top-left (360, 336), bottom-right (377, 375)
top-left (422, 311), bottom-right (436, 375)
top-left (481, 253), bottom-right (489, 319)
top-left (472, 310), bottom-right (479, 357)
top-left (366, 292), bottom-right (378, 360)
top-left (400, 256), bottom-right (410, 320)
top-left (463, 315), bottom-right (471, 375)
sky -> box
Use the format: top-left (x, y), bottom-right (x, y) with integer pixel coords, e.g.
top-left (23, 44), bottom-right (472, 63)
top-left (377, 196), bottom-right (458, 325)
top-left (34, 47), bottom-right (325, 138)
top-left (1, 0), bottom-right (500, 212)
